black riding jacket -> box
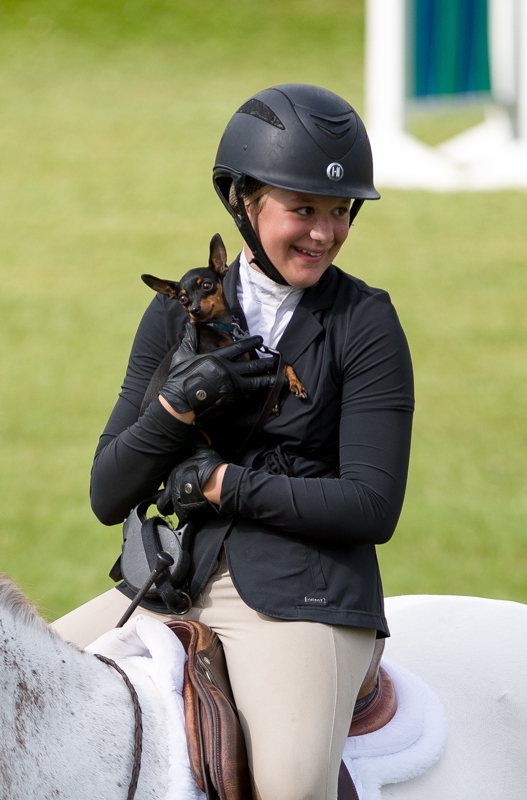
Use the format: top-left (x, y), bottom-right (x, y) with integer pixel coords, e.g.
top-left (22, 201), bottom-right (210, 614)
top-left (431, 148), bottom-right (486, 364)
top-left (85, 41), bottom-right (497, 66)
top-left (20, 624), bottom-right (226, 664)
top-left (91, 259), bottom-right (414, 636)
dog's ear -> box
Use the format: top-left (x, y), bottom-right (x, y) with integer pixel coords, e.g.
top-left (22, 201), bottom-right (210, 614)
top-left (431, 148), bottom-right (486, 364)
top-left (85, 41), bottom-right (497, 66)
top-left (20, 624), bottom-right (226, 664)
top-left (209, 233), bottom-right (228, 279)
top-left (141, 274), bottom-right (180, 299)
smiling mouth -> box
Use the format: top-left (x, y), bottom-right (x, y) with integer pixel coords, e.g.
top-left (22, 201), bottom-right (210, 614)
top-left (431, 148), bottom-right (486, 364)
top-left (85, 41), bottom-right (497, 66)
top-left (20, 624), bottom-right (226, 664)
top-left (294, 247), bottom-right (326, 258)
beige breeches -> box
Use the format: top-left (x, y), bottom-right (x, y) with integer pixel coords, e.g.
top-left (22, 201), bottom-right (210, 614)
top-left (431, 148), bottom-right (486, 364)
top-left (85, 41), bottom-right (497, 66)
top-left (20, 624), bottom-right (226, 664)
top-left (52, 552), bottom-right (375, 800)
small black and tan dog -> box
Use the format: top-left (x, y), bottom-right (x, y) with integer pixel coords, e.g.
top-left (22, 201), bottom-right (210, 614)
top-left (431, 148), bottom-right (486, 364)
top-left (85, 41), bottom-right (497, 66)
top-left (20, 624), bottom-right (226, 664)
top-left (140, 233), bottom-right (306, 415)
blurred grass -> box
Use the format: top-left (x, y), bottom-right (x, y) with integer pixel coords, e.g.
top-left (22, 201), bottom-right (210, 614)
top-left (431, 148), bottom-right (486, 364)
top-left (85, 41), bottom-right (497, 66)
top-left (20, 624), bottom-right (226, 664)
top-left (0, 1), bottom-right (526, 620)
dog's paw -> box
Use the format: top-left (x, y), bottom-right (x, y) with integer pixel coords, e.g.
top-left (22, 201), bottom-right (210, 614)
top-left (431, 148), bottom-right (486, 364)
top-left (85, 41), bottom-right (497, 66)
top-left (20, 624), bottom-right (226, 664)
top-left (284, 366), bottom-right (308, 400)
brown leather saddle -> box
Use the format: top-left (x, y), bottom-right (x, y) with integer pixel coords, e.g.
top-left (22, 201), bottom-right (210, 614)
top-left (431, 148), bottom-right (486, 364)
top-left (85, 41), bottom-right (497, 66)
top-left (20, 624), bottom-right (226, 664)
top-left (348, 639), bottom-right (397, 737)
top-left (166, 620), bottom-right (397, 800)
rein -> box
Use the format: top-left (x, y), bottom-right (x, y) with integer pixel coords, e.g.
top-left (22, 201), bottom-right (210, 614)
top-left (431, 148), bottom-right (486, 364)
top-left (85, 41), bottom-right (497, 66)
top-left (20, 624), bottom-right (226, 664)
top-left (94, 654), bottom-right (143, 800)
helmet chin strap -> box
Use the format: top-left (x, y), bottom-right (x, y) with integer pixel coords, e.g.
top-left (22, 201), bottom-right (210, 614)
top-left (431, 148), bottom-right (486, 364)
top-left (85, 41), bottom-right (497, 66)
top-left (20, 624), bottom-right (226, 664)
top-left (349, 199), bottom-right (364, 226)
top-left (232, 175), bottom-right (290, 286)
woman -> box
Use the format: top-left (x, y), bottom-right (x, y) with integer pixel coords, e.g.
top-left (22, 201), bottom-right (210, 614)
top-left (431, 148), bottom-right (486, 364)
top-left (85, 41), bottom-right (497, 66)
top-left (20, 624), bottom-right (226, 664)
top-left (53, 84), bottom-right (414, 800)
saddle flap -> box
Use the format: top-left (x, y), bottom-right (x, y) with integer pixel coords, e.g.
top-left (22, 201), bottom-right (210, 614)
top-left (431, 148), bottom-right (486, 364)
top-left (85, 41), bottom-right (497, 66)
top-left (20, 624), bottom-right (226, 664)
top-left (166, 619), bottom-right (252, 800)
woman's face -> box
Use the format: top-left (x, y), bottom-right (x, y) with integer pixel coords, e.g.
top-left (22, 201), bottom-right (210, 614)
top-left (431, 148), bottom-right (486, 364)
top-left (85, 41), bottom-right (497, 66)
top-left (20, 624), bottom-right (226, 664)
top-left (244, 189), bottom-right (351, 289)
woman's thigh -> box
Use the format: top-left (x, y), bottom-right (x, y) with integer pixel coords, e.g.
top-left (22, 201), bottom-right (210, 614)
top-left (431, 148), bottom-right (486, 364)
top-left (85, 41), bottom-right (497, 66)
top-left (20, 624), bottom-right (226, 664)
top-left (195, 555), bottom-right (376, 800)
top-left (49, 588), bottom-right (185, 648)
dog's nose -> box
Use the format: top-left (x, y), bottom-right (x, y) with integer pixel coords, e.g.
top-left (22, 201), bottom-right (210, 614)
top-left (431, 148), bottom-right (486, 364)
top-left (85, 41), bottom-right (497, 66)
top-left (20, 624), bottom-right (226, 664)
top-left (190, 306), bottom-right (201, 317)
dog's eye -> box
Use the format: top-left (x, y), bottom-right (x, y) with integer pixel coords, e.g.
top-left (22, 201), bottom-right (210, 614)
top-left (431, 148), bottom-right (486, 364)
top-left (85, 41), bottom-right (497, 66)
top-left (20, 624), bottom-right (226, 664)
top-left (179, 295), bottom-right (189, 305)
top-left (202, 281), bottom-right (213, 291)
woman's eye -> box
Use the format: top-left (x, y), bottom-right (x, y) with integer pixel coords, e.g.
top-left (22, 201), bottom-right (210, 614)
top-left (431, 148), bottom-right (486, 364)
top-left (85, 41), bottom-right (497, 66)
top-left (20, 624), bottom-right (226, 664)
top-left (333, 206), bottom-right (350, 217)
top-left (179, 295), bottom-right (189, 305)
top-left (202, 281), bottom-right (213, 291)
top-left (296, 207), bottom-right (312, 216)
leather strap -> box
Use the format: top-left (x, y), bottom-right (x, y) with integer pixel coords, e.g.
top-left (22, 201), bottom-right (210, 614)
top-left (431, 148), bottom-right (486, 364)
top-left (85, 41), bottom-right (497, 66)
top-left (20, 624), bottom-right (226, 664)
top-left (234, 351), bottom-right (286, 458)
top-left (338, 761), bottom-right (360, 800)
top-left (349, 198), bottom-right (364, 227)
top-left (140, 517), bottom-right (187, 612)
top-left (94, 654), bottom-right (143, 800)
top-left (197, 695), bottom-right (220, 800)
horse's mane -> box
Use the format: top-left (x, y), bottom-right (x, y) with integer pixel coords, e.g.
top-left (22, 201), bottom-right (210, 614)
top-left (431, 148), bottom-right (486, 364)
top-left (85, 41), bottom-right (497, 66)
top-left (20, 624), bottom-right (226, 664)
top-left (0, 573), bottom-right (48, 632)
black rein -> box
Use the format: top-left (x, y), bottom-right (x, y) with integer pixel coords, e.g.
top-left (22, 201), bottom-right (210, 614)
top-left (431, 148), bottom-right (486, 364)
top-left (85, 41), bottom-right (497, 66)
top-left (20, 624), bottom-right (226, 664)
top-left (94, 653), bottom-right (143, 800)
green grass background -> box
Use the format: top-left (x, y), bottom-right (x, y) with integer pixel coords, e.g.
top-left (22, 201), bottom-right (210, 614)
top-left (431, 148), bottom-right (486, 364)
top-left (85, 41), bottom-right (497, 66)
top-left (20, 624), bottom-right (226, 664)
top-left (0, 1), bottom-right (525, 621)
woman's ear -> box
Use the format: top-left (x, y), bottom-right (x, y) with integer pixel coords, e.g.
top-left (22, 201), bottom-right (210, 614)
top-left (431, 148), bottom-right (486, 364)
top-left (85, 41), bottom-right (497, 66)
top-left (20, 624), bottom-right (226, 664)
top-left (209, 233), bottom-right (228, 278)
top-left (141, 274), bottom-right (181, 299)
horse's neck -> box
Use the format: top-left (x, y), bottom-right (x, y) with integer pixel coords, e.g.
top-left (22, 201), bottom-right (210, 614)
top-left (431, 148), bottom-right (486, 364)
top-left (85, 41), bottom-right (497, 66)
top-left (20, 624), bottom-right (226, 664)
top-left (0, 605), bottom-right (168, 800)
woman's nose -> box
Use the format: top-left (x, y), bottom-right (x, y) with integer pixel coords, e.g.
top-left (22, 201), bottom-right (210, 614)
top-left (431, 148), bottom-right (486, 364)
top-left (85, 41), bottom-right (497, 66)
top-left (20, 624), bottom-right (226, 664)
top-left (310, 214), bottom-right (334, 242)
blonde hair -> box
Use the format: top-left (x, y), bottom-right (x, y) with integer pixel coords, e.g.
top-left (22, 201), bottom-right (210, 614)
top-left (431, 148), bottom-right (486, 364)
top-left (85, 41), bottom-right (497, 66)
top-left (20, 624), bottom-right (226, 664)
top-left (228, 178), bottom-right (273, 217)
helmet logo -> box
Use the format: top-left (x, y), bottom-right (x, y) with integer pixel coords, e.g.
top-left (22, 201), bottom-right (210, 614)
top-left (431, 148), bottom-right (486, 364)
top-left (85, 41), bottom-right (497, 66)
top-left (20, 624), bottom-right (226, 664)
top-left (327, 162), bottom-right (344, 181)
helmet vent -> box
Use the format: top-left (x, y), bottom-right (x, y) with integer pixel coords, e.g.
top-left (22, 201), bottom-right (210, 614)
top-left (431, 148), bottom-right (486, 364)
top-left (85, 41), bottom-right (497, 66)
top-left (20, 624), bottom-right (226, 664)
top-left (311, 115), bottom-right (352, 140)
top-left (237, 99), bottom-right (285, 130)
top-left (293, 104), bottom-right (359, 158)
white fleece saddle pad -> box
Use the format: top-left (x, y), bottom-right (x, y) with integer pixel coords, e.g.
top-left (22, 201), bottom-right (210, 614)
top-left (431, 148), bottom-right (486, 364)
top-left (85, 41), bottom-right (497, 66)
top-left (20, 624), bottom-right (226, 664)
top-left (342, 658), bottom-right (447, 800)
top-left (88, 616), bottom-right (447, 800)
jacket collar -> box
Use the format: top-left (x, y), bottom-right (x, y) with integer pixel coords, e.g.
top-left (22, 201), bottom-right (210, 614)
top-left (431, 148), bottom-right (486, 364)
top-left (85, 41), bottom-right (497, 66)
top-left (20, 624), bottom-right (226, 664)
top-left (223, 255), bottom-right (339, 364)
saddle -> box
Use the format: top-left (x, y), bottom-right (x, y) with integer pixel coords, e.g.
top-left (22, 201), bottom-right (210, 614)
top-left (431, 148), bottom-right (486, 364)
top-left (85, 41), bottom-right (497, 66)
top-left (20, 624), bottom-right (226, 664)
top-left (166, 619), bottom-right (252, 800)
top-left (348, 639), bottom-right (397, 737)
top-left (166, 620), bottom-right (397, 800)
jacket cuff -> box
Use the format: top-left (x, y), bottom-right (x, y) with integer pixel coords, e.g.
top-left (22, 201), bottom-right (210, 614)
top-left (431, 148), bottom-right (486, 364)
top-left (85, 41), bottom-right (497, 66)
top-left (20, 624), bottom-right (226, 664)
top-left (219, 464), bottom-right (246, 515)
top-left (145, 398), bottom-right (194, 443)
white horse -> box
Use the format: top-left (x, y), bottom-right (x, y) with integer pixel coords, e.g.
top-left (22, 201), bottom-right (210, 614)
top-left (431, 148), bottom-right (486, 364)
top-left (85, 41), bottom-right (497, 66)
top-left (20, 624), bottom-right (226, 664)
top-left (382, 594), bottom-right (527, 799)
top-left (1, 575), bottom-right (527, 800)
top-left (0, 576), bottom-right (169, 799)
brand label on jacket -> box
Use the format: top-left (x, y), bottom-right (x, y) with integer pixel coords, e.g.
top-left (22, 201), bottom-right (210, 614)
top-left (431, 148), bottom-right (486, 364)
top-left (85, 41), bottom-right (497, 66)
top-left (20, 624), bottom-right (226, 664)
top-left (304, 596), bottom-right (327, 605)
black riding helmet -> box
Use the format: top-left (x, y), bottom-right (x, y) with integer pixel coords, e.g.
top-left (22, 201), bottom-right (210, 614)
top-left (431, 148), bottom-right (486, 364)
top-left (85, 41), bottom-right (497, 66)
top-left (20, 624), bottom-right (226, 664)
top-left (213, 84), bottom-right (380, 285)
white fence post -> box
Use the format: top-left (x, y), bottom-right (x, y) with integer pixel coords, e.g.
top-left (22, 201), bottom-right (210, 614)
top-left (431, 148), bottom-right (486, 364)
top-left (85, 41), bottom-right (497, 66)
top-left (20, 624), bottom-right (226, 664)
top-left (365, 0), bottom-right (406, 136)
top-left (365, 0), bottom-right (527, 189)
top-left (518, 0), bottom-right (527, 140)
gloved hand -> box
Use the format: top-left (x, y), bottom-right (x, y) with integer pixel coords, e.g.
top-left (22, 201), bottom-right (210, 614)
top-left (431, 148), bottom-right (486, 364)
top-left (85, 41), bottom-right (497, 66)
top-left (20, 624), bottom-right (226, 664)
top-left (157, 436), bottom-right (227, 523)
top-left (159, 324), bottom-right (277, 422)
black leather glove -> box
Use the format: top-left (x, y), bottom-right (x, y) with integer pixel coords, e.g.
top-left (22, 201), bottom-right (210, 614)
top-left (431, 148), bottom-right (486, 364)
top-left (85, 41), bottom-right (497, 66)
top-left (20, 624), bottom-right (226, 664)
top-left (159, 324), bottom-right (277, 422)
top-left (157, 436), bottom-right (226, 523)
